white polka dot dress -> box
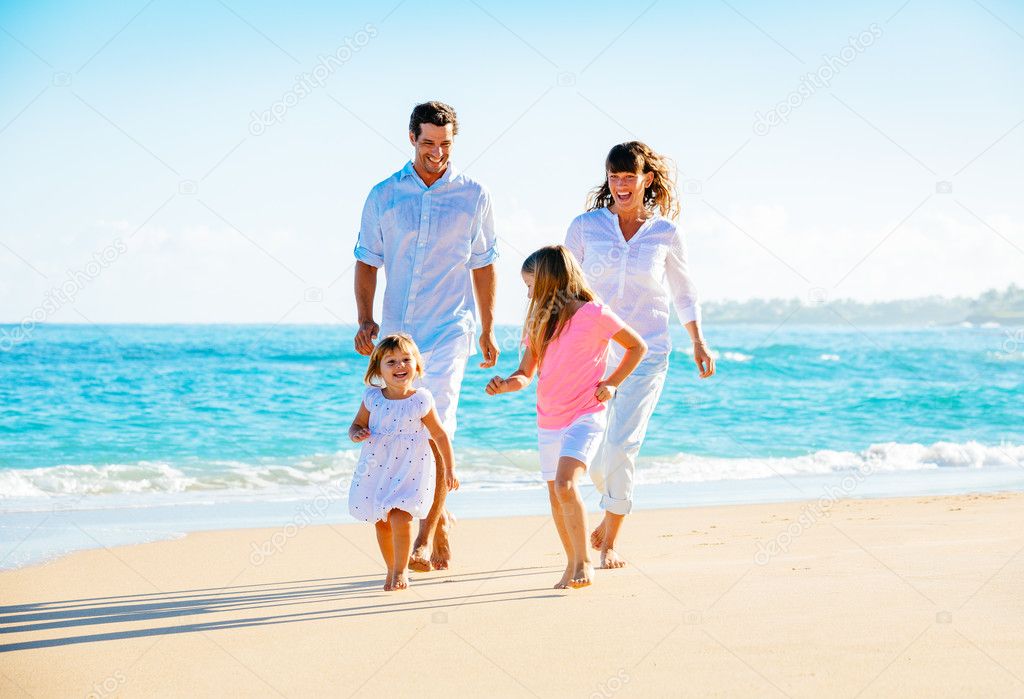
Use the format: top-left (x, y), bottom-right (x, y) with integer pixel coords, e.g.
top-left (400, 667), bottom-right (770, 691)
top-left (348, 386), bottom-right (436, 523)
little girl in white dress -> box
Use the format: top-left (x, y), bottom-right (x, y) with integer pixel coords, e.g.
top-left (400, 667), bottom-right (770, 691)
top-left (347, 333), bottom-right (456, 591)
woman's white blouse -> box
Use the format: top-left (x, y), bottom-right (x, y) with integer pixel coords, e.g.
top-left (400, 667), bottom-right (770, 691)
top-left (566, 208), bottom-right (701, 356)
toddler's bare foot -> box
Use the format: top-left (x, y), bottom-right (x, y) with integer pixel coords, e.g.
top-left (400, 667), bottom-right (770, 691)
top-left (590, 519), bottom-right (606, 551)
top-left (430, 512), bottom-right (453, 570)
top-left (391, 571), bottom-right (409, 591)
top-left (569, 562), bottom-right (594, 589)
top-left (600, 548), bottom-right (626, 569)
top-left (408, 546), bottom-right (431, 572)
top-left (553, 563), bottom-right (573, 589)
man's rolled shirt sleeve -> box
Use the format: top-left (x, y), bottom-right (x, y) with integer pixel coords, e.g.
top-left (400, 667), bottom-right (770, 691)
top-left (468, 188), bottom-right (499, 269)
top-left (564, 217), bottom-right (584, 264)
top-left (354, 190), bottom-right (385, 268)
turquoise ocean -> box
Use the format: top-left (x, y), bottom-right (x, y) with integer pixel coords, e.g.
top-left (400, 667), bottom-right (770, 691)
top-left (1, 323), bottom-right (1022, 569)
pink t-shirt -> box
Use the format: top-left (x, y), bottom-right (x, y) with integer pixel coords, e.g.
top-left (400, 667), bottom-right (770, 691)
top-left (533, 301), bottom-right (628, 430)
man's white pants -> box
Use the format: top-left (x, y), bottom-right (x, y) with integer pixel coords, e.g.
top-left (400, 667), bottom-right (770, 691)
top-left (590, 354), bottom-right (669, 515)
top-left (415, 336), bottom-right (471, 438)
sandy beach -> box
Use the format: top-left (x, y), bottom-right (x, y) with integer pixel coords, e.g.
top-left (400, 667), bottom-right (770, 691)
top-left (2, 492), bottom-right (1022, 697)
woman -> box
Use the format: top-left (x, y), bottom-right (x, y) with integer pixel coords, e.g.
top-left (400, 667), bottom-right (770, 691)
top-left (565, 141), bottom-right (715, 569)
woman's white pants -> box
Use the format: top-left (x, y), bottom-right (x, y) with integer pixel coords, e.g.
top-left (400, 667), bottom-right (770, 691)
top-left (590, 354), bottom-right (669, 515)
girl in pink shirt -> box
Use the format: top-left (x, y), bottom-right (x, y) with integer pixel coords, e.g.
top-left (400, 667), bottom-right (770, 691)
top-left (486, 245), bottom-right (646, 589)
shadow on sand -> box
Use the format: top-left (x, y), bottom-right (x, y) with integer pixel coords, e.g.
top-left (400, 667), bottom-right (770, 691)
top-left (0, 567), bottom-right (563, 652)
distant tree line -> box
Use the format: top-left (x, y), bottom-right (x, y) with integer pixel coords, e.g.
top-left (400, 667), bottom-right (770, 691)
top-left (702, 285), bottom-right (1024, 325)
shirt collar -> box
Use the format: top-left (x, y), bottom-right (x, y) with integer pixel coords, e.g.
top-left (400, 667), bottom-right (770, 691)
top-left (400, 160), bottom-right (460, 189)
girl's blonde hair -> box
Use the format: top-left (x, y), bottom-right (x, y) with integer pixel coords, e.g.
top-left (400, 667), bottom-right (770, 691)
top-left (521, 245), bottom-right (597, 366)
top-left (587, 141), bottom-right (679, 220)
top-left (363, 333), bottom-right (425, 387)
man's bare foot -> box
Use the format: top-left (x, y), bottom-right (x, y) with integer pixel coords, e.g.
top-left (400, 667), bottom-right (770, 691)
top-left (408, 546), bottom-right (431, 572)
top-left (554, 563), bottom-right (573, 590)
top-left (600, 548), bottom-right (626, 569)
top-left (391, 571), bottom-right (409, 591)
top-left (569, 562), bottom-right (594, 589)
top-left (590, 518), bottom-right (606, 551)
top-left (430, 512), bottom-right (453, 570)
top-left (430, 540), bottom-right (450, 570)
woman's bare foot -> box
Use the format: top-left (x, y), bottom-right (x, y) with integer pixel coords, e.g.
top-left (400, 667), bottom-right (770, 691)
top-left (408, 546), bottom-right (431, 572)
top-left (391, 571), bottom-right (409, 591)
top-left (430, 512), bottom-right (453, 570)
top-left (554, 563), bottom-right (573, 589)
top-left (600, 548), bottom-right (626, 569)
top-left (383, 572), bottom-right (394, 591)
top-left (569, 562), bottom-right (594, 588)
top-left (590, 518), bottom-right (606, 550)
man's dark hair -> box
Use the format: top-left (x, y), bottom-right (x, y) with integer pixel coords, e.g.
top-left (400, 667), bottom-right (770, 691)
top-left (409, 101), bottom-right (459, 138)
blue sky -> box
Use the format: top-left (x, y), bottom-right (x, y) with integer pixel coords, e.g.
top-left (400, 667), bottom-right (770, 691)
top-left (1, 0), bottom-right (1022, 324)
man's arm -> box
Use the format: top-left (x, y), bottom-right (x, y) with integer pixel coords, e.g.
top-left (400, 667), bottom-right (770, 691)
top-left (471, 264), bottom-right (499, 368)
top-left (354, 261), bottom-right (379, 355)
top-left (353, 185), bottom-right (385, 356)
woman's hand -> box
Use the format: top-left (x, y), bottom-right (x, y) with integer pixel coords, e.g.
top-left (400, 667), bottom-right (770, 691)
top-left (350, 426), bottom-right (371, 443)
top-left (595, 381), bottom-right (617, 402)
top-left (485, 376), bottom-right (508, 395)
top-left (694, 341), bottom-right (715, 378)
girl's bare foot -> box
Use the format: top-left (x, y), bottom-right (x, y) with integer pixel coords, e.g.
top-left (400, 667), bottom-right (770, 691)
top-left (408, 546), bottom-right (431, 572)
top-left (590, 518), bottom-right (606, 550)
top-left (600, 548), bottom-right (626, 569)
top-left (569, 562), bottom-right (594, 588)
top-left (554, 563), bottom-right (573, 589)
top-left (392, 571), bottom-right (409, 591)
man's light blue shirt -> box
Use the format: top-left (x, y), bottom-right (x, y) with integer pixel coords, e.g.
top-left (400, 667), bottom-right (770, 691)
top-left (354, 161), bottom-right (498, 354)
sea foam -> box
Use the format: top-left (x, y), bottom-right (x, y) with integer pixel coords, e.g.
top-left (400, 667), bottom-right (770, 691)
top-left (2, 441), bottom-right (1020, 508)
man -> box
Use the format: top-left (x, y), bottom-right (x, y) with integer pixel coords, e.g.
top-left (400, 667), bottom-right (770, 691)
top-left (353, 100), bottom-right (499, 570)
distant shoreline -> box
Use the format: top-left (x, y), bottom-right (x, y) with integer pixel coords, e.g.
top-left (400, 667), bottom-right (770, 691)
top-left (3, 285), bottom-right (1020, 328)
top-left (2, 319), bottom-right (1019, 328)
top-left (704, 284), bottom-right (1023, 326)
top-left (705, 314), bottom-right (1020, 326)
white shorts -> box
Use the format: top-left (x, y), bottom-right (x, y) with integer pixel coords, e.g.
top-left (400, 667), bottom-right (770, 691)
top-left (414, 336), bottom-right (471, 437)
top-left (537, 410), bottom-right (608, 482)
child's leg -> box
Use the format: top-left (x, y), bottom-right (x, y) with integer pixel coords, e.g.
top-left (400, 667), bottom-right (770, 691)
top-left (375, 518), bottom-right (394, 590)
top-left (388, 508), bottom-right (414, 591)
top-left (552, 457), bottom-right (593, 588)
top-left (547, 482), bottom-right (575, 589)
